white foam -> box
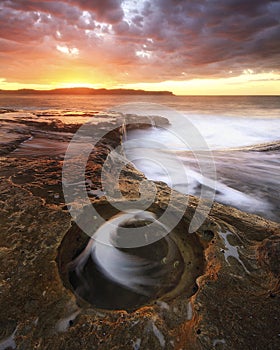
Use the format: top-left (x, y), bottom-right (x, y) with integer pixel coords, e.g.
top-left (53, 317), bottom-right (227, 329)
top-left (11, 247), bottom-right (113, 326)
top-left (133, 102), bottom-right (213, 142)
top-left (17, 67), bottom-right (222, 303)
top-left (181, 167), bottom-right (271, 214)
top-left (72, 211), bottom-right (178, 296)
top-left (127, 114), bottom-right (280, 151)
top-left (126, 140), bottom-right (275, 219)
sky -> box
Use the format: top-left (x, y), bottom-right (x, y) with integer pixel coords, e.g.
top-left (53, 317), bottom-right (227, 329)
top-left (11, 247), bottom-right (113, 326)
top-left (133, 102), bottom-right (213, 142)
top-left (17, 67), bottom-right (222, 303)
top-left (0, 0), bottom-right (280, 95)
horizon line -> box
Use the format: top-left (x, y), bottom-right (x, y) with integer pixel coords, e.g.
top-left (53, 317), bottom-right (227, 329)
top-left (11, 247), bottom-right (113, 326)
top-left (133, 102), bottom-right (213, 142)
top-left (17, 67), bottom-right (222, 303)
top-left (0, 87), bottom-right (279, 97)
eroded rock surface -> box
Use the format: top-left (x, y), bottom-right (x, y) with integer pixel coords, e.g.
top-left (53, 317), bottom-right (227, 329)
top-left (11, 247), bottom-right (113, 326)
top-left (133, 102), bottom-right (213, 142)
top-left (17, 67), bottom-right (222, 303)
top-left (0, 112), bottom-right (279, 350)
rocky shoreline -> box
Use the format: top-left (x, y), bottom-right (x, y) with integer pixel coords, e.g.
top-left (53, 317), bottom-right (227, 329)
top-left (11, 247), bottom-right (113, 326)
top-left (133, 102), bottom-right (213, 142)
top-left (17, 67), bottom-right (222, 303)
top-left (0, 111), bottom-right (279, 349)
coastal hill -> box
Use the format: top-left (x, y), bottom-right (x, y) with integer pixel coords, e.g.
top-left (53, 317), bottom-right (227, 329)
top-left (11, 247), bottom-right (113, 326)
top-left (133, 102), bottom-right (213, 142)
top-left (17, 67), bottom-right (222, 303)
top-left (0, 87), bottom-right (174, 96)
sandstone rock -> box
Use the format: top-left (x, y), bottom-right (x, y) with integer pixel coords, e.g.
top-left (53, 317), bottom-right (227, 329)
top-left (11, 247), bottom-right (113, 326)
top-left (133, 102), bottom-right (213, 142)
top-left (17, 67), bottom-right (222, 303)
top-left (0, 112), bottom-right (279, 350)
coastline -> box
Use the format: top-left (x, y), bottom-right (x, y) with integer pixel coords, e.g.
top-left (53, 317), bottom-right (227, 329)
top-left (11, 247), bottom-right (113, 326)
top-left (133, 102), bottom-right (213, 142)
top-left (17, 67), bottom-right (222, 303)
top-left (0, 87), bottom-right (174, 96)
top-left (0, 111), bottom-right (279, 349)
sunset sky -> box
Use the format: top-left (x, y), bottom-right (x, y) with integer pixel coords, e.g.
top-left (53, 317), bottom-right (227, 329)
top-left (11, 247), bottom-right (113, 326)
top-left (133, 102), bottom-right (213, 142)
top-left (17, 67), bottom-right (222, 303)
top-left (0, 0), bottom-right (279, 95)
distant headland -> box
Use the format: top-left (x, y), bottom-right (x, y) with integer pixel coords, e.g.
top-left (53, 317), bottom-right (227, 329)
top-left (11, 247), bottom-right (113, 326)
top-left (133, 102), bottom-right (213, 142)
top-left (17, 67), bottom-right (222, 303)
top-left (0, 87), bottom-right (174, 96)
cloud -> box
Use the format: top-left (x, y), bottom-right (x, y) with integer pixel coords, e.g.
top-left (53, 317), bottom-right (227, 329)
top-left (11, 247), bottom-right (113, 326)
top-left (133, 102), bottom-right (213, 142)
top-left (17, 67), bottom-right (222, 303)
top-left (2, 0), bottom-right (124, 24)
top-left (0, 0), bottom-right (279, 85)
top-left (69, 0), bottom-right (124, 23)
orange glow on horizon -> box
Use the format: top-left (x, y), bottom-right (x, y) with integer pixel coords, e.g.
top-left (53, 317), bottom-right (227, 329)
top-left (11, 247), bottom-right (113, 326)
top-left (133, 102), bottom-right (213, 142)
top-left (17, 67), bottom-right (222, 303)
top-left (119, 72), bottom-right (280, 95)
top-left (0, 72), bottom-right (279, 95)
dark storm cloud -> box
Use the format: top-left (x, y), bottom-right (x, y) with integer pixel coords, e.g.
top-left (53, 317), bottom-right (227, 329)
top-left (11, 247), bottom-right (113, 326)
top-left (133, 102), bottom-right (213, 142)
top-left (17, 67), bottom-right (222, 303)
top-left (127, 0), bottom-right (280, 78)
top-left (2, 1), bottom-right (81, 22)
top-left (1, 0), bottom-right (123, 23)
top-left (69, 0), bottom-right (124, 23)
top-left (0, 0), bottom-right (279, 84)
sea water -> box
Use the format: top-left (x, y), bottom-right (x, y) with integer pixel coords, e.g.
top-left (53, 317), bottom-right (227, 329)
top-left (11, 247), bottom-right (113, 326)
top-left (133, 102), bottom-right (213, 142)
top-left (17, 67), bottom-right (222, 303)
top-left (1, 94), bottom-right (279, 221)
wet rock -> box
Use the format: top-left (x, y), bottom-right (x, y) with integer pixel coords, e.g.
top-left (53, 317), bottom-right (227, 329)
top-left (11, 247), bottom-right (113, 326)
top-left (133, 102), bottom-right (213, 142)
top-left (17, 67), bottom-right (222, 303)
top-left (257, 235), bottom-right (280, 276)
top-left (0, 112), bottom-right (279, 349)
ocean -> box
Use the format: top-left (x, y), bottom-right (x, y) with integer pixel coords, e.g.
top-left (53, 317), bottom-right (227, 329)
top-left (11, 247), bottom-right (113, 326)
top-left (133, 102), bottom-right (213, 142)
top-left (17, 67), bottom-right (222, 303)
top-left (1, 94), bottom-right (279, 222)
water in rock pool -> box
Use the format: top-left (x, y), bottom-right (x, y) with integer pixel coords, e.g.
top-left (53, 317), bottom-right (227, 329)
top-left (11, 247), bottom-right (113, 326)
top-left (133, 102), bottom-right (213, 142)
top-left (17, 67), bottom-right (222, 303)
top-left (67, 211), bottom-right (185, 310)
top-left (1, 94), bottom-right (279, 221)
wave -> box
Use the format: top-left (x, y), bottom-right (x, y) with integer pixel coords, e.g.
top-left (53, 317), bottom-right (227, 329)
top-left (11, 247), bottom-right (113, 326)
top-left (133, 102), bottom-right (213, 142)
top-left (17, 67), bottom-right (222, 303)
top-left (125, 113), bottom-right (280, 222)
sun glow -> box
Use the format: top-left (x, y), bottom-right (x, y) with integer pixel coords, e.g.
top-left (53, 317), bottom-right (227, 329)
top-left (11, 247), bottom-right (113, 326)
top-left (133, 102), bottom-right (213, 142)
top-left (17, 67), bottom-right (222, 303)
top-left (54, 82), bottom-right (104, 89)
top-left (0, 78), bottom-right (105, 91)
top-left (0, 71), bottom-right (279, 94)
top-left (120, 72), bottom-right (280, 95)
